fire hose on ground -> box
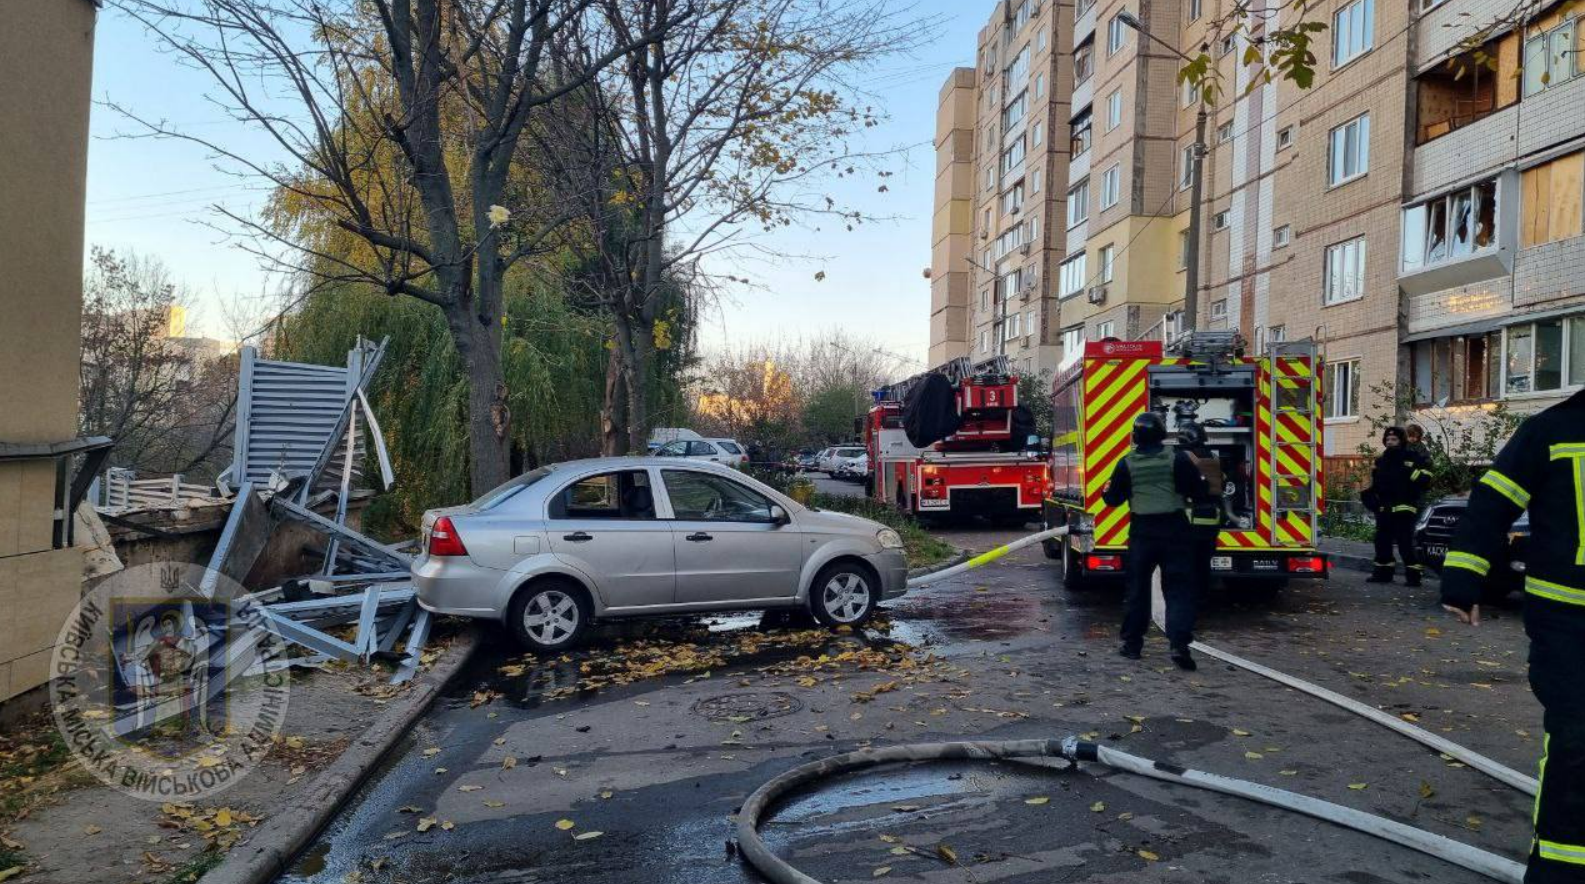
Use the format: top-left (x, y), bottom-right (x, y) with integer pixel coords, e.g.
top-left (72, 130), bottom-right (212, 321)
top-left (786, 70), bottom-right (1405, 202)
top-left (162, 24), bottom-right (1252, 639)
top-left (727, 524), bottom-right (1540, 882)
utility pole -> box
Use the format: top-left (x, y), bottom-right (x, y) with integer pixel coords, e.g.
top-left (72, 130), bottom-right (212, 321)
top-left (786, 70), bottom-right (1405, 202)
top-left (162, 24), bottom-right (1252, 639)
top-left (1184, 104), bottom-right (1207, 333)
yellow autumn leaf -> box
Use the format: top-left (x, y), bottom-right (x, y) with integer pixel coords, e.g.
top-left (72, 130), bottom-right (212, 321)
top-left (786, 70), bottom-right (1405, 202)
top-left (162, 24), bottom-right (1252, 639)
top-left (1245, 751), bottom-right (1264, 760)
top-left (1025, 796), bottom-right (1050, 805)
top-left (1348, 783), bottom-right (1369, 791)
top-left (1089, 801), bottom-right (1106, 813)
top-left (215, 808), bottom-right (233, 827)
top-left (1138, 849), bottom-right (1160, 862)
top-left (483, 800), bottom-right (505, 808)
top-left (458, 785), bottom-right (482, 793)
top-left (555, 819), bottom-right (576, 831)
top-left (574, 831), bottom-right (604, 841)
top-left (502, 756), bottom-right (518, 770)
top-left (936, 844), bottom-right (958, 864)
top-left (873, 867), bottom-right (892, 878)
top-left (0, 867), bottom-right (23, 883)
top-left (417, 818), bottom-right (437, 833)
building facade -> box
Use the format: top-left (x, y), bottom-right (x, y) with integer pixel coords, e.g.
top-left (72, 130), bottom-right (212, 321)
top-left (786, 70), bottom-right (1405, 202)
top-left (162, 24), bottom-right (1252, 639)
top-left (929, 0), bottom-right (1585, 454)
top-left (0, 0), bottom-right (98, 702)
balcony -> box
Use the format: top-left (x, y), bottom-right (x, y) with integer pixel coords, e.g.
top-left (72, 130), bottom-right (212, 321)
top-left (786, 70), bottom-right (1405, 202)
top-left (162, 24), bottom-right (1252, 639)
top-left (1398, 172), bottom-right (1516, 296)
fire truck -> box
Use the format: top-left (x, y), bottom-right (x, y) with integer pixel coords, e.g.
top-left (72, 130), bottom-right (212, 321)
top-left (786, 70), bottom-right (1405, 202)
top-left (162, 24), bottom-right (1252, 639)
top-left (1042, 332), bottom-right (1328, 593)
top-left (867, 355), bottom-right (1051, 520)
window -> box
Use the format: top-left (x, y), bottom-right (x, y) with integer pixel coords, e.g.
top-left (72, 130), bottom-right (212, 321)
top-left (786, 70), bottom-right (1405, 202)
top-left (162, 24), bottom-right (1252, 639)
top-left (1324, 236), bottom-right (1367, 305)
top-left (1520, 152), bottom-right (1585, 248)
top-left (1033, 121), bottom-right (1044, 147)
top-left (550, 470), bottom-right (656, 520)
top-left (1217, 121), bottom-right (1234, 143)
top-left (1181, 74), bottom-right (1197, 108)
top-left (1075, 0), bottom-right (1095, 16)
top-left (1059, 253), bottom-right (1088, 297)
top-left (1332, 0), bottom-right (1374, 67)
top-left (1212, 209), bottom-right (1230, 230)
top-left (1026, 309), bottom-right (1038, 339)
top-left (662, 470), bottom-right (776, 523)
top-left (1002, 183), bottom-right (1025, 215)
top-left (1326, 360), bottom-right (1360, 419)
top-left (1274, 224), bottom-right (1292, 248)
top-left (1524, 18), bottom-right (1577, 97)
top-left (1178, 230), bottom-right (1190, 269)
top-left (1006, 311), bottom-right (1022, 340)
top-left (1003, 91), bottom-right (1028, 131)
top-left (1277, 126), bottom-right (1295, 149)
top-left (1219, 34), bottom-right (1236, 57)
top-left (1004, 44), bottom-right (1031, 85)
top-left (1039, 29), bottom-right (1049, 52)
top-left (1419, 0), bottom-right (1447, 10)
top-left (1402, 178), bottom-right (1498, 271)
top-left (1099, 244), bottom-right (1115, 282)
top-left (1505, 315), bottom-right (1585, 395)
top-left (1097, 320), bottom-right (1116, 339)
top-left (1328, 113), bottom-right (1370, 186)
top-left (986, 166), bottom-right (995, 191)
top-left (1070, 109), bottom-right (1093, 157)
top-left (1106, 89), bottom-right (1123, 130)
top-left (1188, 0), bottom-right (1203, 22)
top-left (1180, 144), bottom-right (1196, 190)
top-left (1108, 15), bottom-right (1128, 54)
top-left (1000, 138), bottom-right (1027, 180)
top-left (1210, 299), bottom-right (1228, 320)
top-left (1067, 179), bottom-right (1090, 227)
top-left (1036, 73), bottom-right (1046, 98)
top-left (1269, 325), bottom-right (1287, 344)
top-left (1074, 43), bottom-right (1094, 84)
top-left (1062, 325), bottom-right (1086, 356)
top-left (1011, 0), bottom-right (1031, 31)
top-left (980, 289), bottom-right (989, 310)
top-left (1032, 169), bottom-right (1043, 193)
top-left (1410, 332), bottom-right (1500, 405)
top-left (981, 330), bottom-right (991, 353)
top-left (1100, 164), bottom-right (1121, 209)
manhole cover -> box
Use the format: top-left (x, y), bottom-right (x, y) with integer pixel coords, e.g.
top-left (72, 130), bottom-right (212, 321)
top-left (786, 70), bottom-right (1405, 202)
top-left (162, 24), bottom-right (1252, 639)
top-left (692, 692), bottom-right (802, 722)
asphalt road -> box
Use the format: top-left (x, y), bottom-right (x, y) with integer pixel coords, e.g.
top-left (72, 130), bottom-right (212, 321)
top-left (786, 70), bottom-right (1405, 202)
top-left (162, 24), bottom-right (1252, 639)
top-left (279, 526), bottom-right (1541, 884)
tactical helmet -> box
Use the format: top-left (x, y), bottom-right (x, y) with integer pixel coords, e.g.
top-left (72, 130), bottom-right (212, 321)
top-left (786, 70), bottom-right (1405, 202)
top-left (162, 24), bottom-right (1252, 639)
top-left (1132, 411), bottom-right (1167, 448)
top-left (1177, 419), bottom-right (1208, 448)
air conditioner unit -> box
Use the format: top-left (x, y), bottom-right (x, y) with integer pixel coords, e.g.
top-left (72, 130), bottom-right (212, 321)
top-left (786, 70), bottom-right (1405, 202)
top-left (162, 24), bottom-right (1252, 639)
top-left (1087, 285), bottom-right (1108, 305)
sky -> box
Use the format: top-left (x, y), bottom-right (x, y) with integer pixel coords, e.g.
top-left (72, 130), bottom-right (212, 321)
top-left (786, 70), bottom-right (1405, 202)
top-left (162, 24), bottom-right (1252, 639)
top-left (84, 2), bottom-right (988, 365)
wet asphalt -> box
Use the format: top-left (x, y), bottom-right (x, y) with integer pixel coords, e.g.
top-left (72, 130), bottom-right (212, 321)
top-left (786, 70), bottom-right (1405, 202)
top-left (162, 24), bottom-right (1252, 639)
top-left (277, 518), bottom-right (1543, 884)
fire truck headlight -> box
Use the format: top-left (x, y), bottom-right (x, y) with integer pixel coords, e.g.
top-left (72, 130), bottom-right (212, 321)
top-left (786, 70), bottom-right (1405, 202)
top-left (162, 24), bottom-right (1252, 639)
top-left (876, 528), bottom-right (905, 550)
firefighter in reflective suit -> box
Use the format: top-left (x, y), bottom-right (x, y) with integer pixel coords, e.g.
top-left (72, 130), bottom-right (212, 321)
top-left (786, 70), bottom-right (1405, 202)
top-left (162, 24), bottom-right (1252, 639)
top-left (1441, 388), bottom-right (1585, 883)
top-left (1103, 412), bottom-right (1213, 671)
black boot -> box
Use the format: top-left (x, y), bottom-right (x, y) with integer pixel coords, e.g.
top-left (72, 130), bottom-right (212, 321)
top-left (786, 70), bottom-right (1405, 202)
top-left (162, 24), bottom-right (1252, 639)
top-left (1170, 645), bottom-right (1197, 671)
top-left (1119, 642), bottom-right (1142, 660)
top-left (1366, 565), bottom-right (1395, 584)
top-left (1405, 568), bottom-right (1423, 588)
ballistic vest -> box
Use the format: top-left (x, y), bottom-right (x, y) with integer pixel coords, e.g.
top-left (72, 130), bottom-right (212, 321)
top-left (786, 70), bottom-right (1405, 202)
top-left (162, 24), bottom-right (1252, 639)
top-left (1126, 450), bottom-right (1182, 516)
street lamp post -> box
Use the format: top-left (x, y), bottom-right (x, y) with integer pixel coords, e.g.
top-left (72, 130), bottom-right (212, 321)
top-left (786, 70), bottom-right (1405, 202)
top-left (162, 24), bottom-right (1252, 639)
top-left (1117, 10), bottom-right (1206, 334)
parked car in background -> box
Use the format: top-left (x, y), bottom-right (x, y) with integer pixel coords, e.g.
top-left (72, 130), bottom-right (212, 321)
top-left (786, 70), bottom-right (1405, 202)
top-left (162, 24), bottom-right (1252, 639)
top-left (788, 450), bottom-right (821, 472)
top-left (1413, 495), bottom-right (1529, 603)
top-left (819, 445), bottom-right (866, 474)
top-left (647, 427), bottom-right (702, 452)
top-left (834, 452), bottom-right (870, 482)
top-left (654, 437), bottom-right (747, 467)
top-left (411, 457), bottom-right (910, 651)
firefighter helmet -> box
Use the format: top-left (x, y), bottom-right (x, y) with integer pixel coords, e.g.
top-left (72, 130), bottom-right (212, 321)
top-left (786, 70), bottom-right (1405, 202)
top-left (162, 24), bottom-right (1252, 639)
top-left (1178, 419), bottom-right (1208, 448)
top-left (1132, 412), bottom-right (1167, 448)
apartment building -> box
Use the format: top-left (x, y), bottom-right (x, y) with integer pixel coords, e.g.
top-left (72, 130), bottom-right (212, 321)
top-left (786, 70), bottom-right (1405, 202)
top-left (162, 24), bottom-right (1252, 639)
top-left (1395, 0), bottom-right (1585, 439)
top-left (931, 0), bottom-right (1073, 378)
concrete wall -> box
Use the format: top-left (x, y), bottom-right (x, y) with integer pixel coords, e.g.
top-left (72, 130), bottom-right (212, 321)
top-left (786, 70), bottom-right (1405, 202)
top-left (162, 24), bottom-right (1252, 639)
top-left (0, 0), bottom-right (98, 702)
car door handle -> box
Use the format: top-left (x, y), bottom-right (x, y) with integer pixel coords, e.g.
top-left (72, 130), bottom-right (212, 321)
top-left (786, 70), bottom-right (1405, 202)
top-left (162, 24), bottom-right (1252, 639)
top-left (686, 532), bottom-right (713, 542)
top-left (563, 531), bottom-right (594, 542)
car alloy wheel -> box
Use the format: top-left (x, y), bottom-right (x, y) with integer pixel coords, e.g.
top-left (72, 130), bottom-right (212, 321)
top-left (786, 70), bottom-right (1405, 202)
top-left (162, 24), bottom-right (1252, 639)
top-left (523, 589), bottom-right (579, 645)
top-left (819, 571), bottom-right (873, 624)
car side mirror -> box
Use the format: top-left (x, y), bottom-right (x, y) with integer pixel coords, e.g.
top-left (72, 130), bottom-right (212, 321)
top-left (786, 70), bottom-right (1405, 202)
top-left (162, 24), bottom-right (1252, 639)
top-left (769, 504), bottom-right (791, 526)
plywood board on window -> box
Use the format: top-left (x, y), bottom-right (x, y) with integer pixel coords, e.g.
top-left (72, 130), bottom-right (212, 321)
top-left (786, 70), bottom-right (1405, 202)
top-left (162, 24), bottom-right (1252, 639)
top-left (1523, 162), bottom-right (1553, 247)
top-left (1549, 152), bottom-right (1584, 242)
top-left (1496, 33), bottom-right (1522, 107)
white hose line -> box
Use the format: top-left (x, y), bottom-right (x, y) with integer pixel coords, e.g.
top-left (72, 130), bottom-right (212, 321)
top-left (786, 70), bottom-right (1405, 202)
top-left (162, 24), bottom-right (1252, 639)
top-left (734, 737), bottom-right (1524, 884)
top-left (1148, 572), bottom-right (1538, 797)
top-left (905, 525), bottom-right (1068, 588)
top-left (1091, 742), bottom-right (1526, 883)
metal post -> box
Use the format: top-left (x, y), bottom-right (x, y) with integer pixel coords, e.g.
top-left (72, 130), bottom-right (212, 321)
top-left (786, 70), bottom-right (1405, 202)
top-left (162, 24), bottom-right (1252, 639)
top-left (1184, 106), bottom-right (1207, 334)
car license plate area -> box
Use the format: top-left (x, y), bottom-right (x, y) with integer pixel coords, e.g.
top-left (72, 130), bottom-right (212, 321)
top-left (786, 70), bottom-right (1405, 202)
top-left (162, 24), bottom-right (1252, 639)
top-left (1210, 556), bottom-right (1233, 571)
top-left (1251, 558), bottom-right (1281, 572)
top-left (918, 498), bottom-right (950, 509)
top-left (1425, 544), bottom-right (1447, 557)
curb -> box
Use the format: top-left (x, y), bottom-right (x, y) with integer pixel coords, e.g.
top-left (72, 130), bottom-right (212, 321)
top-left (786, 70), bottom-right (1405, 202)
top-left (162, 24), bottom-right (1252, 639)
top-left (1320, 543), bottom-right (1440, 581)
top-left (908, 548), bottom-right (969, 580)
top-left (204, 625), bottom-right (481, 884)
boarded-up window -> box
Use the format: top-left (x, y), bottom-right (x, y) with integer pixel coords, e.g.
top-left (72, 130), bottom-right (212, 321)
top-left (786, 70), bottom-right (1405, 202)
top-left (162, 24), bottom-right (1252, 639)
top-left (1522, 152), bottom-right (1584, 247)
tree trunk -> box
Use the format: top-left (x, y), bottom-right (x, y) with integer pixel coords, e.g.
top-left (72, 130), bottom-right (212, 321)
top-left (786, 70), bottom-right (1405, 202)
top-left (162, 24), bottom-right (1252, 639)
top-left (452, 308), bottom-right (512, 494)
top-left (624, 318), bottom-right (654, 455)
top-left (601, 339), bottom-right (627, 456)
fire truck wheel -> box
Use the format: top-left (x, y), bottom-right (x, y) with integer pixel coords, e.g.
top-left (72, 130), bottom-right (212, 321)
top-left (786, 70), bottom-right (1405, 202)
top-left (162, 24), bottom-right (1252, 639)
top-left (1061, 541), bottom-right (1091, 591)
top-left (809, 561), bottom-right (878, 627)
top-left (1042, 532), bottom-right (1062, 560)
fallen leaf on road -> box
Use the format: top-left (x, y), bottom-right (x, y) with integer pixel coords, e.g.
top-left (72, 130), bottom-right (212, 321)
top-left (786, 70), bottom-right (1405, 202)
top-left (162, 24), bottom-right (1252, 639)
top-left (878, 834), bottom-right (898, 843)
top-left (1400, 713), bottom-right (1421, 723)
top-left (1138, 850), bottom-right (1159, 862)
top-left (1419, 782), bottom-right (1436, 799)
top-left (84, 826), bottom-right (102, 835)
top-left (502, 756), bottom-right (518, 770)
top-left (1245, 752), bottom-right (1264, 760)
top-left (873, 867), bottom-right (892, 877)
top-left (416, 818), bottom-right (437, 833)
top-left (398, 805), bottom-right (422, 814)
top-left (0, 868), bottom-right (23, 883)
top-left (574, 831), bottom-right (603, 841)
top-left (555, 819), bottom-right (576, 831)
top-left (600, 790), bottom-right (613, 800)
top-left (1118, 812), bottom-right (1134, 821)
top-left (1466, 816), bottom-right (1484, 830)
top-left (889, 846), bottom-right (909, 856)
top-left (936, 844), bottom-right (958, 865)
top-left (440, 821), bottom-right (455, 831)
top-left (1348, 783), bottom-right (1369, 791)
top-left (458, 785), bottom-right (482, 793)
top-left (422, 748), bottom-right (441, 758)
top-left (1232, 729), bottom-right (1251, 737)
top-left (493, 737), bottom-right (506, 746)
top-left (1280, 770), bottom-right (1298, 776)
top-left (483, 800), bottom-right (505, 808)
top-left (1090, 801), bottom-right (1106, 813)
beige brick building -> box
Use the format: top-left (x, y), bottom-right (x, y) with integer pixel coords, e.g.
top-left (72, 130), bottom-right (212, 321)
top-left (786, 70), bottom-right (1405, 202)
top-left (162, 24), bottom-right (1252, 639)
top-left (930, 0), bottom-right (1585, 455)
top-left (1, 0), bottom-right (99, 703)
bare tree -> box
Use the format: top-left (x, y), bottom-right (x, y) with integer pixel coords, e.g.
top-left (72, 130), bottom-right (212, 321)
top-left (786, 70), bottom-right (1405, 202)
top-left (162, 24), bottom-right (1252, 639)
top-left (542, 0), bottom-right (928, 454)
top-left (110, 0), bottom-right (687, 493)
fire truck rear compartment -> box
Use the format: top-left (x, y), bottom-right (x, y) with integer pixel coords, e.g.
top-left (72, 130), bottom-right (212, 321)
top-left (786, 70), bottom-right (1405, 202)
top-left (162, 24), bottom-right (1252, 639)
top-left (1149, 364), bottom-right (1259, 530)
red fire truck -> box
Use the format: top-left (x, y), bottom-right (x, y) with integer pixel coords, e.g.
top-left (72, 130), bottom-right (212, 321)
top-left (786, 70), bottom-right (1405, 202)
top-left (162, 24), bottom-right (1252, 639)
top-left (867, 355), bottom-right (1051, 521)
top-left (1042, 332), bottom-right (1328, 593)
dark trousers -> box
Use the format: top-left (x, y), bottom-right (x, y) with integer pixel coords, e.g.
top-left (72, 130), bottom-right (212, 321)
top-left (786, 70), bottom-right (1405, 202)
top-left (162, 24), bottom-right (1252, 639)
top-left (1527, 618), bottom-right (1585, 883)
top-left (1122, 527), bottom-right (1197, 650)
top-left (1191, 532), bottom-right (1217, 603)
top-left (1372, 510), bottom-right (1419, 573)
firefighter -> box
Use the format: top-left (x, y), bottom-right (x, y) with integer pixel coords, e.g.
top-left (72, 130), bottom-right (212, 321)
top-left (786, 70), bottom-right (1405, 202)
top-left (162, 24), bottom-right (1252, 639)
top-left (1177, 419), bottom-right (1225, 603)
top-left (1439, 388), bottom-right (1585, 884)
top-left (1363, 427), bottom-right (1431, 586)
top-left (1103, 411), bottom-right (1214, 670)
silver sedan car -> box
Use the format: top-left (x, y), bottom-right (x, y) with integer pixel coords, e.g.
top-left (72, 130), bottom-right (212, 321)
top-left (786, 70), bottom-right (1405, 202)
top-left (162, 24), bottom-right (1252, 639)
top-left (411, 457), bottom-right (910, 651)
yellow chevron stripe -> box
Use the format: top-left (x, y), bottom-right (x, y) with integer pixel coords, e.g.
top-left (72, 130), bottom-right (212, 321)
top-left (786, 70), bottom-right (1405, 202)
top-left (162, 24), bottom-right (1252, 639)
top-left (1275, 446), bottom-right (1308, 478)
top-left (1096, 506), bottom-right (1128, 539)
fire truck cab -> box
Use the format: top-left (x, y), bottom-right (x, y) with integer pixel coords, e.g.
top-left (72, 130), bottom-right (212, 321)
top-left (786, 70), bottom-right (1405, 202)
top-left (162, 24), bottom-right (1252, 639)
top-left (868, 356), bottom-right (1050, 521)
top-left (1043, 332), bottom-right (1327, 593)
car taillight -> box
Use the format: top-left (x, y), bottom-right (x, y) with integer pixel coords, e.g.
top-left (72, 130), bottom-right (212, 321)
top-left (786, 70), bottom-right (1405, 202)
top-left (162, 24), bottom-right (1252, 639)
top-left (428, 516), bottom-right (469, 557)
top-left (1286, 555), bottom-right (1325, 574)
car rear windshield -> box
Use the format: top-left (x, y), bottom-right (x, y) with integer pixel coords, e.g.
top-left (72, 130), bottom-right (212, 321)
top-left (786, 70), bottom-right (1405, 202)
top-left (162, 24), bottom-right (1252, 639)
top-left (717, 441), bottom-right (743, 454)
top-left (471, 467), bottom-right (552, 510)
top-left (837, 448), bottom-right (865, 457)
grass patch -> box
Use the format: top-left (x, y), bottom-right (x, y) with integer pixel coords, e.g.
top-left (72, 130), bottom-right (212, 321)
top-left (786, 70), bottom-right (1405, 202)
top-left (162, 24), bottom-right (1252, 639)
top-left (0, 726), bottom-right (78, 822)
top-left (159, 850), bottom-right (224, 884)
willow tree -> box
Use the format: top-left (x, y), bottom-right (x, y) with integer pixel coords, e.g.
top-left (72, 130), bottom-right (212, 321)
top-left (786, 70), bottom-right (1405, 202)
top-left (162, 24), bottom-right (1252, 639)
top-left (541, 0), bottom-right (926, 454)
top-left (112, 0), bottom-right (692, 493)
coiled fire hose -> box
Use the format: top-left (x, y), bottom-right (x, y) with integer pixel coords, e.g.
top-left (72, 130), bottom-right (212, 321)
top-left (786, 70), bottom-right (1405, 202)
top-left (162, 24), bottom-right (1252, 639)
top-left (735, 736), bottom-right (1526, 884)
